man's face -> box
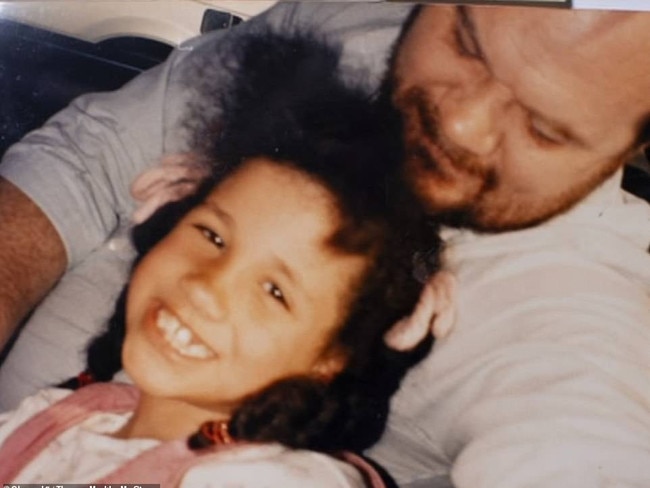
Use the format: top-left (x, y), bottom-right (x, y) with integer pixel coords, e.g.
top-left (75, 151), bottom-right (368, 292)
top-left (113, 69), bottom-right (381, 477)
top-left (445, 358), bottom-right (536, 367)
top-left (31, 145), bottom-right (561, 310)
top-left (392, 6), bottom-right (650, 231)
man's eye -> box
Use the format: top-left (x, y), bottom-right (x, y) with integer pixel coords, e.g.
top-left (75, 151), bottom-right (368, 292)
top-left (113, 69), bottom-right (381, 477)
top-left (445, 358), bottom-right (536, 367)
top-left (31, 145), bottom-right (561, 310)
top-left (262, 281), bottom-right (287, 307)
top-left (528, 118), bottom-right (565, 147)
top-left (454, 24), bottom-right (481, 59)
top-left (194, 224), bottom-right (225, 249)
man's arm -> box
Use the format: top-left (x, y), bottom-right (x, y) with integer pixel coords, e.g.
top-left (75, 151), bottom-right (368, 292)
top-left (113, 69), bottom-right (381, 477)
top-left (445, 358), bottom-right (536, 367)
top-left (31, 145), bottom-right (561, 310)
top-left (0, 4), bottom-right (284, 352)
top-left (0, 2), bottom-right (412, 407)
top-left (0, 178), bottom-right (65, 350)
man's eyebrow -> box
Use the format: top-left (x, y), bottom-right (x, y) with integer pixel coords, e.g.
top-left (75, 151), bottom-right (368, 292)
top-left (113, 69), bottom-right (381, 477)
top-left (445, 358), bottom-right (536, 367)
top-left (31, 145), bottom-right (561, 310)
top-left (457, 5), bottom-right (488, 62)
top-left (457, 6), bottom-right (588, 149)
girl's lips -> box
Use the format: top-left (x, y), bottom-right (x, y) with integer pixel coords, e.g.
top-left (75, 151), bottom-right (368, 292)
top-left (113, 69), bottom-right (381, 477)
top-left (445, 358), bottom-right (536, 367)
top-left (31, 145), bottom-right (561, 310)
top-left (146, 304), bottom-right (217, 360)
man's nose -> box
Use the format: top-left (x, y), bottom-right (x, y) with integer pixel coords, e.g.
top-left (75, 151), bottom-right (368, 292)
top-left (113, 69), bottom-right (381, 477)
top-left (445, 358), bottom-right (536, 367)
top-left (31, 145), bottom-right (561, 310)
top-left (438, 77), bottom-right (510, 157)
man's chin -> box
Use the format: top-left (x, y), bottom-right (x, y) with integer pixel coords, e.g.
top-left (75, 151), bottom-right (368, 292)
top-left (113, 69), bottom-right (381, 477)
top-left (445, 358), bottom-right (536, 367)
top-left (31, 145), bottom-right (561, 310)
top-left (415, 190), bottom-right (551, 232)
top-left (432, 208), bottom-right (528, 233)
top-left (408, 173), bottom-right (486, 224)
top-left (408, 161), bottom-right (474, 200)
top-left (438, 201), bottom-right (565, 233)
top-left (415, 195), bottom-right (486, 231)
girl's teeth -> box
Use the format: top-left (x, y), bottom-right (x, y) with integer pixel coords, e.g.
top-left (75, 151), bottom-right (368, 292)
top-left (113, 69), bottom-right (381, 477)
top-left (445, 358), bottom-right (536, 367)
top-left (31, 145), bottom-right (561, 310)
top-left (184, 344), bottom-right (213, 359)
top-left (158, 308), bottom-right (180, 333)
top-left (174, 327), bottom-right (192, 346)
top-left (155, 308), bottom-right (214, 359)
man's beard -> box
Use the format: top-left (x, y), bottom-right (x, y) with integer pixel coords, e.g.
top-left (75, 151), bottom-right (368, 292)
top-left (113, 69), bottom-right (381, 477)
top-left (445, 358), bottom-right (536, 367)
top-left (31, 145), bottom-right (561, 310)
top-left (393, 85), bottom-right (502, 230)
top-left (388, 80), bottom-right (630, 232)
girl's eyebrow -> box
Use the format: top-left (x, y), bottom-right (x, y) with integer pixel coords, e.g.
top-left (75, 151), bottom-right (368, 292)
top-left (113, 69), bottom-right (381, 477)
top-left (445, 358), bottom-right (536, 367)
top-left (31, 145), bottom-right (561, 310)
top-left (272, 255), bottom-right (313, 309)
top-left (272, 255), bottom-right (301, 289)
top-left (203, 199), bottom-right (234, 227)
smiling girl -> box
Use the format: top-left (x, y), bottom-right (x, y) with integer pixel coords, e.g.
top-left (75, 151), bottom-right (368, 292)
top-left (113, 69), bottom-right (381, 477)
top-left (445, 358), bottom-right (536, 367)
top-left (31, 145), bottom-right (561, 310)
top-left (0, 32), bottom-right (441, 487)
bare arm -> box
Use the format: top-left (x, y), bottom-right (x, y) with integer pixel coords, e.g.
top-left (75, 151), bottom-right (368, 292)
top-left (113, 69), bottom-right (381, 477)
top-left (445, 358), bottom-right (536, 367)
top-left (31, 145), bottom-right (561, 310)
top-left (0, 177), bottom-right (66, 351)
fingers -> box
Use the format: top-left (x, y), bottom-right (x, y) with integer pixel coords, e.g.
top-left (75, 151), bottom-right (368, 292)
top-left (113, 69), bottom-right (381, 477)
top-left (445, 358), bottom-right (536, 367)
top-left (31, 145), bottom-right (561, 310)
top-left (430, 272), bottom-right (456, 340)
top-left (383, 285), bottom-right (437, 352)
top-left (130, 153), bottom-right (210, 223)
top-left (131, 192), bottom-right (168, 224)
top-left (384, 271), bottom-right (457, 351)
top-left (131, 165), bottom-right (196, 201)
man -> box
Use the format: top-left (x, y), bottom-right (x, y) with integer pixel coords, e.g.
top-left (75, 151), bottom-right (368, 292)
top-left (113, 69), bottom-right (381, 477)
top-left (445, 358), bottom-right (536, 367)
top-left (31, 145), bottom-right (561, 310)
top-left (0, 3), bottom-right (649, 487)
top-left (371, 6), bottom-right (650, 487)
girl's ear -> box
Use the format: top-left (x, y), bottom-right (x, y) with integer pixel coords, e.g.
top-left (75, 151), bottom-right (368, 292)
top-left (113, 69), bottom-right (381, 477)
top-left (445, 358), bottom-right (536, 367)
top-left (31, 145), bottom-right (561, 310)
top-left (311, 346), bottom-right (348, 382)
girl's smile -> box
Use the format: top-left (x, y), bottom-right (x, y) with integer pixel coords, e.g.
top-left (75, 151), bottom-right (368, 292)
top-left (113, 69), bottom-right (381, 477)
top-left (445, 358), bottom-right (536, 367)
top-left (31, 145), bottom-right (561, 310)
top-left (147, 303), bottom-right (216, 360)
top-left (121, 157), bottom-right (368, 435)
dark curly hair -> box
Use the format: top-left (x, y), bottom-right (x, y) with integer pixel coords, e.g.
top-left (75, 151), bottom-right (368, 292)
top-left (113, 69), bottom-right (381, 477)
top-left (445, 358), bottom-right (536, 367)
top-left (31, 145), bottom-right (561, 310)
top-left (61, 31), bottom-right (441, 454)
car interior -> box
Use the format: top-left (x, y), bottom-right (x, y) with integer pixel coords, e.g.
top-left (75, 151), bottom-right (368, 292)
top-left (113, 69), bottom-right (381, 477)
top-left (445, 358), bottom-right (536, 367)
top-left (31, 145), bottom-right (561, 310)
top-left (0, 4), bottom-right (253, 158)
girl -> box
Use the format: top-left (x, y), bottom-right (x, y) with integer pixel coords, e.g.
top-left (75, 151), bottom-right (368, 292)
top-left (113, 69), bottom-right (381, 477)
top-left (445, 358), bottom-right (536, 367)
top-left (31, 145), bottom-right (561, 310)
top-left (0, 32), bottom-right (441, 487)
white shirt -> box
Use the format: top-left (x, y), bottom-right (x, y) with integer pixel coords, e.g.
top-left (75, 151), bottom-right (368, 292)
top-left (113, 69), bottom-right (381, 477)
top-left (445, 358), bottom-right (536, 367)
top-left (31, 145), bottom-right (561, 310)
top-left (369, 171), bottom-right (650, 487)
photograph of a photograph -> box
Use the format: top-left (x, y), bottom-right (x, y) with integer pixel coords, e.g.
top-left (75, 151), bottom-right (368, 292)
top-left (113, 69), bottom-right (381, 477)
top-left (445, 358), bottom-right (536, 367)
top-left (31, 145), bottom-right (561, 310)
top-left (0, 2), bottom-right (648, 487)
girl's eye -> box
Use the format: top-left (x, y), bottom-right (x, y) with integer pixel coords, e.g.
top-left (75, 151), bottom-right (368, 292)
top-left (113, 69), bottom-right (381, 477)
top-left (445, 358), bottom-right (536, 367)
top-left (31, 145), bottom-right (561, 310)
top-left (194, 224), bottom-right (225, 249)
top-left (262, 281), bottom-right (287, 308)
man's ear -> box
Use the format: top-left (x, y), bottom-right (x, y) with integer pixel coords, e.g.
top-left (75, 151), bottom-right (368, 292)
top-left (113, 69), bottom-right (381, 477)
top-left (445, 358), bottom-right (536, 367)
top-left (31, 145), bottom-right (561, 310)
top-left (384, 270), bottom-right (457, 352)
top-left (312, 346), bottom-right (348, 382)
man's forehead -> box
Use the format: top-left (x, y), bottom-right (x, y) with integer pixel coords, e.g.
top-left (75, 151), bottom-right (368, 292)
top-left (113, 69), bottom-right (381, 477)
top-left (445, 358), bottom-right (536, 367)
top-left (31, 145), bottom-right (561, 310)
top-left (468, 7), bottom-right (650, 129)
top-left (466, 6), bottom-right (650, 49)
top-left (409, 5), bottom-right (650, 145)
top-left (463, 6), bottom-right (650, 108)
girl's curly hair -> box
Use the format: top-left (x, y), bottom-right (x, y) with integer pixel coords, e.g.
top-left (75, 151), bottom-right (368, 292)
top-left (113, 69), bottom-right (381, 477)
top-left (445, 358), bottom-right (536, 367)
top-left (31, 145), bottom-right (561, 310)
top-left (61, 30), bottom-right (441, 454)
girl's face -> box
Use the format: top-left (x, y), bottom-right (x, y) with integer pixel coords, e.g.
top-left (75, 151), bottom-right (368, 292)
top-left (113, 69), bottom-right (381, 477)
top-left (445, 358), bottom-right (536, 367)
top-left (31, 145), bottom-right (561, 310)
top-left (123, 158), bottom-right (368, 416)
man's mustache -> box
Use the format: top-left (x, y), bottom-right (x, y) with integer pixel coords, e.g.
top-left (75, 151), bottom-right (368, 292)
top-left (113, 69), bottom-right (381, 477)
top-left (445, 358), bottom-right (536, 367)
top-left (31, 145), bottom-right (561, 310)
top-left (401, 87), bottom-right (489, 179)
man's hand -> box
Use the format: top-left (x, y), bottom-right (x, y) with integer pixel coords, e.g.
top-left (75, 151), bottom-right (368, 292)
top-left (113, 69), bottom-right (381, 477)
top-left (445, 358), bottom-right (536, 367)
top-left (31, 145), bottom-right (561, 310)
top-left (384, 271), bottom-right (456, 351)
top-left (130, 153), bottom-right (209, 224)
top-left (0, 177), bottom-right (66, 351)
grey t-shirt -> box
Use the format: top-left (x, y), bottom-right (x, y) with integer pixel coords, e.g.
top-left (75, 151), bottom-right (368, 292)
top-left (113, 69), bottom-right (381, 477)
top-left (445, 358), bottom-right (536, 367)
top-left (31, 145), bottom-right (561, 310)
top-left (0, 1), bottom-right (410, 270)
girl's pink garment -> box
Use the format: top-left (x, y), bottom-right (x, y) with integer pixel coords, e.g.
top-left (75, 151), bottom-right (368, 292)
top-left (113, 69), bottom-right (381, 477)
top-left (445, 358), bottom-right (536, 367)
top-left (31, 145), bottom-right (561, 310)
top-left (0, 383), bottom-right (386, 487)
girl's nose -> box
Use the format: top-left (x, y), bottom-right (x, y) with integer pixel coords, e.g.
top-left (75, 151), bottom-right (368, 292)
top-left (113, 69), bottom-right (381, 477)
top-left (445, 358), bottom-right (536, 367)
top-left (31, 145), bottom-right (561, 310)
top-left (180, 269), bottom-right (230, 323)
top-left (438, 77), bottom-right (510, 158)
